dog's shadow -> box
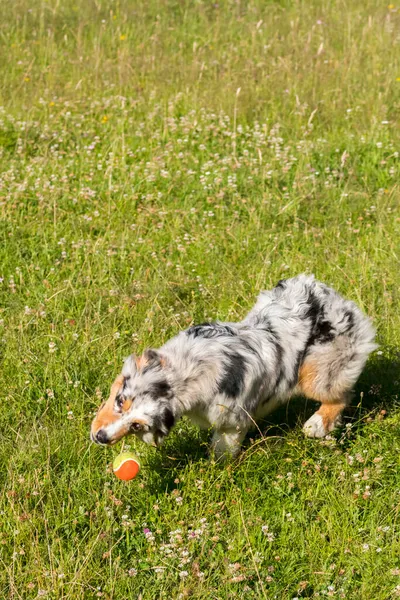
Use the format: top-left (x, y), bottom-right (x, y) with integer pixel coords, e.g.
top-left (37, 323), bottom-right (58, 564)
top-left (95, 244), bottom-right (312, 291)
top-left (146, 352), bottom-right (399, 491)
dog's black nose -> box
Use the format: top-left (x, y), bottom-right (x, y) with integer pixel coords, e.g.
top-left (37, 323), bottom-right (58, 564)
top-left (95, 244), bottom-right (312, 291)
top-left (94, 429), bottom-right (109, 445)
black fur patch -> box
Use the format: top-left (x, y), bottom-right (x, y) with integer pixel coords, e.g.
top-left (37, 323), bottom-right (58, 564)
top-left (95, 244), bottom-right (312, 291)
top-left (144, 349), bottom-right (159, 362)
top-left (162, 407), bottom-right (175, 431)
top-left (148, 380), bottom-right (172, 399)
top-left (142, 349), bottom-right (163, 373)
top-left (154, 406), bottom-right (175, 435)
top-left (218, 351), bottom-right (246, 398)
top-left (305, 289), bottom-right (322, 327)
top-left (342, 310), bottom-right (355, 333)
top-left (288, 349), bottom-right (304, 389)
top-left (187, 322), bottom-right (236, 339)
top-left (187, 321), bottom-right (213, 337)
top-left (318, 320), bottom-right (335, 342)
top-left (307, 320), bottom-right (335, 348)
top-left (122, 376), bottom-right (131, 391)
top-left (273, 337), bottom-right (285, 387)
top-left (275, 279), bottom-right (287, 290)
top-left (305, 289), bottom-right (335, 348)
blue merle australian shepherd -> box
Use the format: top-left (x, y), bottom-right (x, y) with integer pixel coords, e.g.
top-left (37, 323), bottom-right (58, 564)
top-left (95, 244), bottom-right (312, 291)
top-left (91, 274), bottom-right (376, 459)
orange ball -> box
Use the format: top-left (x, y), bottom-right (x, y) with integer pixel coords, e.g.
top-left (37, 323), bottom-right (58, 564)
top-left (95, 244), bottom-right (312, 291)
top-left (113, 452), bottom-right (140, 481)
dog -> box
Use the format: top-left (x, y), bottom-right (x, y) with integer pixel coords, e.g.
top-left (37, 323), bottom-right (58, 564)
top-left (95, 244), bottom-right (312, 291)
top-left (91, 274), bottom-right (376, 458)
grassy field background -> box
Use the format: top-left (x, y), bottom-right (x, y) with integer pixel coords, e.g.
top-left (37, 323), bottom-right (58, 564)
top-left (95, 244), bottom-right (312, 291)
top-left (0, 0), bottom-right (399, 598)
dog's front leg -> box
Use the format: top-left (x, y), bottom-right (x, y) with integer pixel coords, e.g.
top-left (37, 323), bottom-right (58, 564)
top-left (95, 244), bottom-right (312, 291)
top-left (211, 428), bottom-right (247, 460)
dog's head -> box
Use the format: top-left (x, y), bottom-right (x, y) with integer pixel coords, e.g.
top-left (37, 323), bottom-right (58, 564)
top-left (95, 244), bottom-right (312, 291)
top-left (90, 349), bottom-right (175, 447)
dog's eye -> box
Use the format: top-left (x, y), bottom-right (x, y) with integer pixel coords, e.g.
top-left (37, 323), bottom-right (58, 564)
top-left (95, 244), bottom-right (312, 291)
top-left (115, 394), bottom-right (124, 409)
top-left (130, 422), bottom-right (142, 432)
top-left (115, 393), bottom-right (134, 412)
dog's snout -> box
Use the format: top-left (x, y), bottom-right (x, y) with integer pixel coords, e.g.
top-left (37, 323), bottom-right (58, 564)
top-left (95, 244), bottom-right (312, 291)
top-left (93, 429), bottom-right (109, 445)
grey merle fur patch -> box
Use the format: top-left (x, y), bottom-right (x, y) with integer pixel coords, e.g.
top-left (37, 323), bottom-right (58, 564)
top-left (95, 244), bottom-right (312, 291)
top-left (217, 350), bottom-right (247, 398)
top-left (187, 322), bottom-right (236, 339)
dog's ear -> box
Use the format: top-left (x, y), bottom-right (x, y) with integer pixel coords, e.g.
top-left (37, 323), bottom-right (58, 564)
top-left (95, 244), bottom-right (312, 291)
top-left (122, 354), bottom-right (138, 377)
top-left (136, 349), bottom-right (168, 372)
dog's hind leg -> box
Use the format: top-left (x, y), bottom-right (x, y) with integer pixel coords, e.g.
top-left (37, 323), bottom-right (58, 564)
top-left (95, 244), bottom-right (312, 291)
top-left (302, 399), bottom-right (348, 438)
top-left (298, 355), bottom-right (352, 438)
top-left (299, 307), bottom-right (376, 438)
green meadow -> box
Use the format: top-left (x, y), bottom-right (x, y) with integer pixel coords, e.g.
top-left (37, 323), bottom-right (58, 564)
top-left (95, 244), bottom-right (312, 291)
top-left (0, 0), bottom-right (399, 598)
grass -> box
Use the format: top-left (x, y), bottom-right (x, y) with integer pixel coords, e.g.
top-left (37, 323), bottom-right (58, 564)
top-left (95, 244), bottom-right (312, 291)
top-left (0, 0), bottom-right (399, 597)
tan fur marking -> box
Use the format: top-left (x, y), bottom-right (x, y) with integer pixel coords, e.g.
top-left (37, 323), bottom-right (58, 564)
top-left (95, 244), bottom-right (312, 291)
top-left (299, 361), bottom-right (348, 403)
top-left (111, 375), bottom-right (124, 393)
top-left (316, 403), bottom-right (346, 431)
top-left (298, 362), bottom-right (320, 398)
top-left (91, 402), bottom-right (117, 433)
top-left (91, 375), bottom-right (124, 433)
top-left (135, 352), bottom-right (166, 370)
top-left (135, 354), bottom-right (147, 370)
top-left (122, 398), bottom-right (133, 412)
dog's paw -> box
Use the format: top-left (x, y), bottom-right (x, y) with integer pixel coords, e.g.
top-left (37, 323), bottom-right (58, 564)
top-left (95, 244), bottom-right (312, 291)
top-left (303, 413), bottom-right (327, 438)
top-left (210, 430), bottom-right (244, 461)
